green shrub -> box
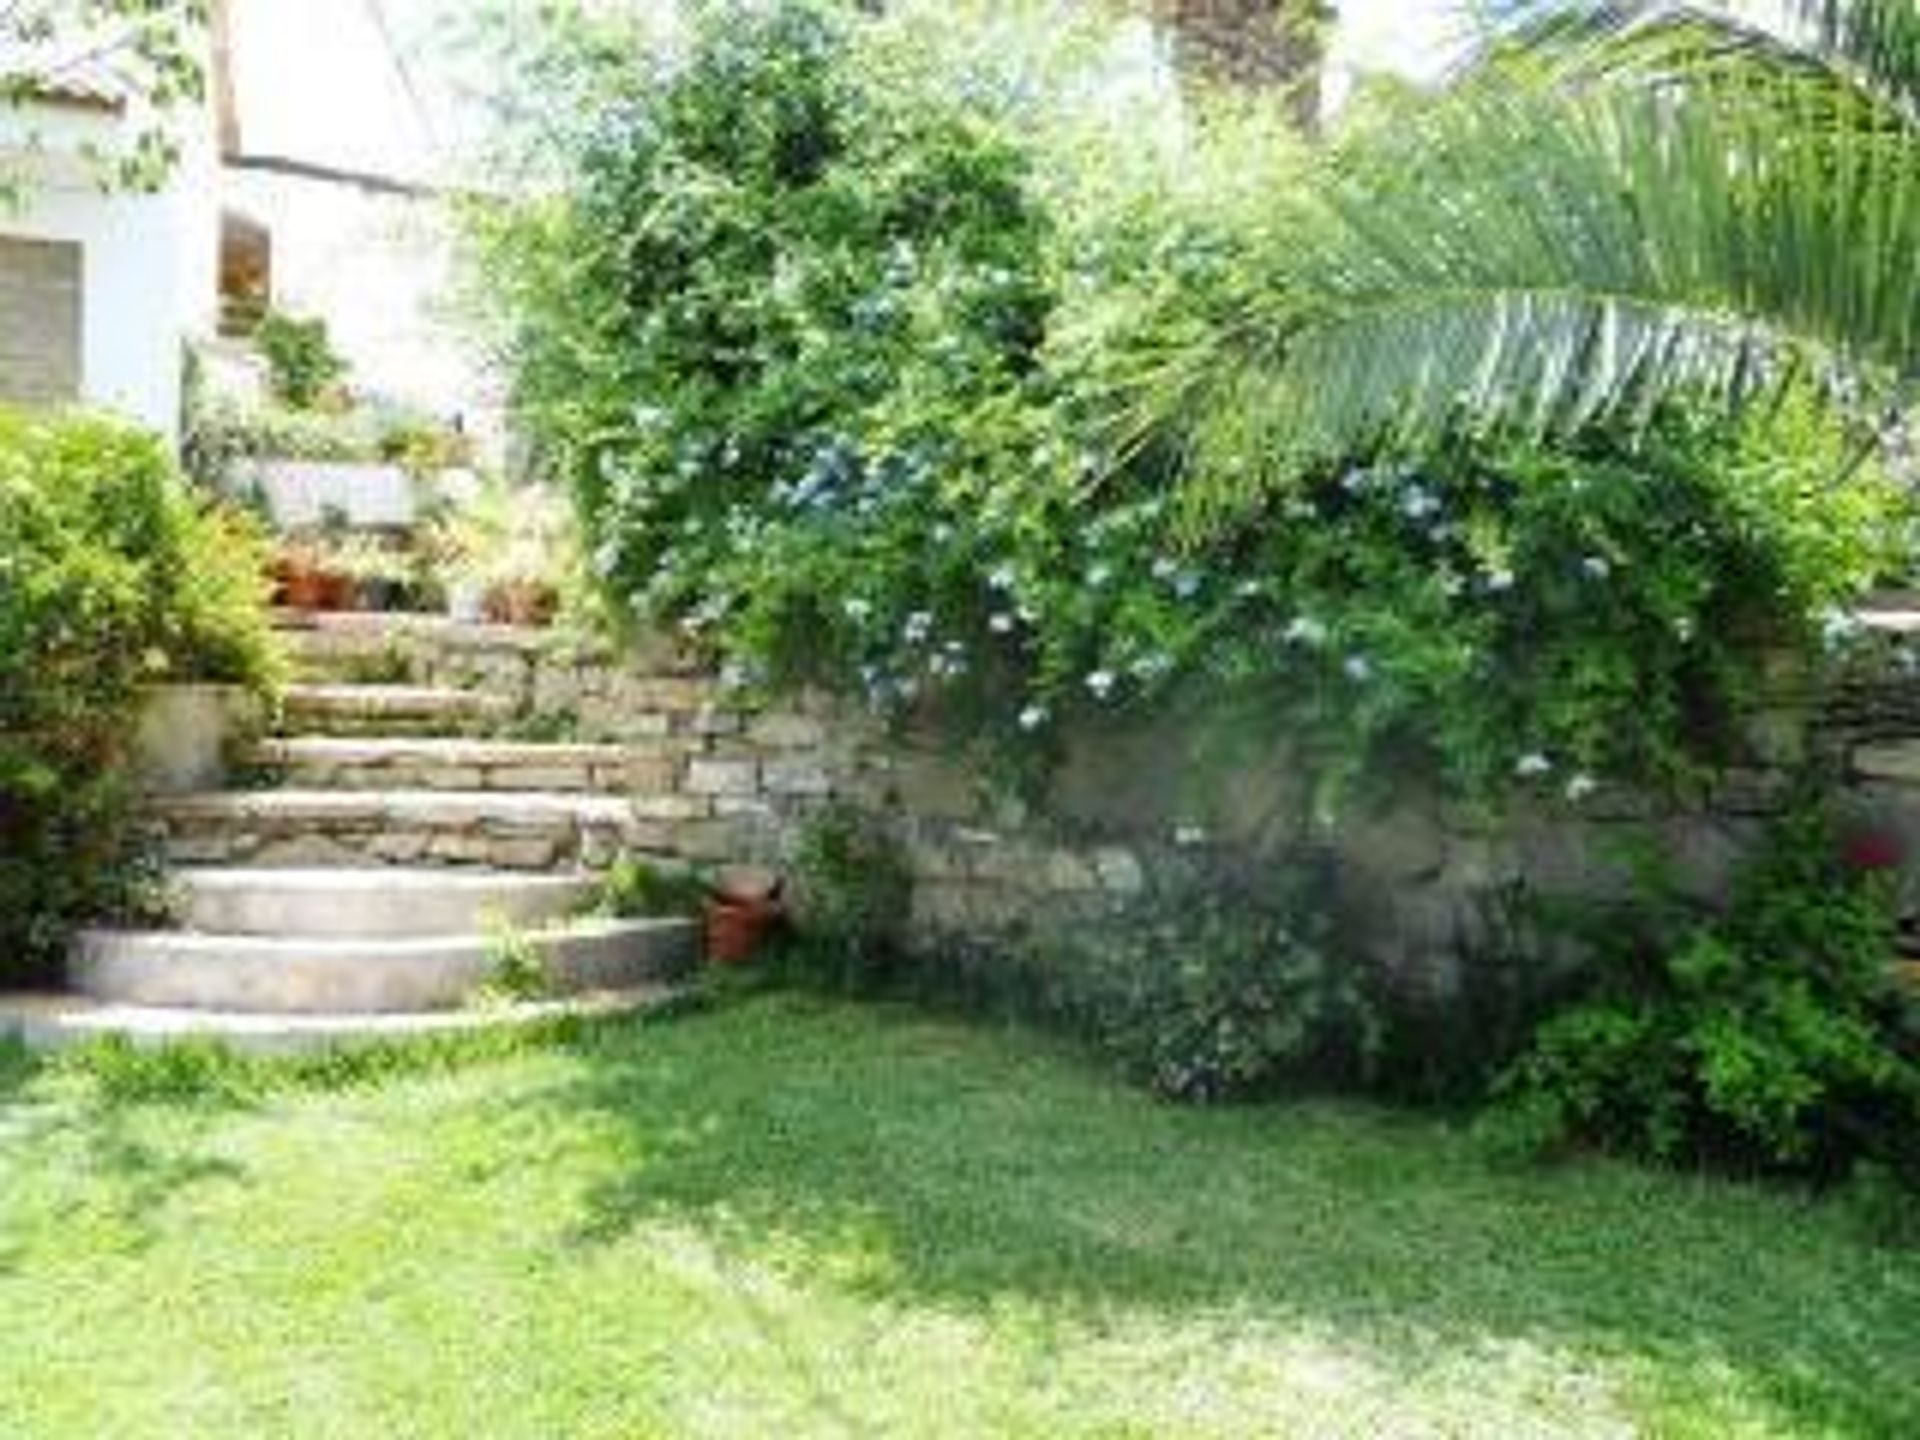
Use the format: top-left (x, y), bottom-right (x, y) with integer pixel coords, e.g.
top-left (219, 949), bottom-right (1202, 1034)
top-left (253, 309), bottom-right (348, 410)
top-left (1482, 809), bottom-right (1920, 1185)
top-left (0, 409), bottom-right (277, 979)
top-left (594, 856), bottom-right (706, 919)
top-left (783, 805), bottom-right (913, 991)
top-left (1031, 858), bottom-right (1381, 1104)
top-left (474, 0), bottom-right (1907, 812)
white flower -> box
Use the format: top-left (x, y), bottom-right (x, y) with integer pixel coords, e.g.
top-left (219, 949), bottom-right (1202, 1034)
top-left (1820, 608), bottom-right (1865, 650)
top-left (1086, 669), bottom-right (1118, 700)
top-left (1018, 704), bottom-right (1050, 731)
top-left (843, 598), bottom-right (873, 623)
top-left (1087, 563), bottom-right (1113, 588)
top-left (1131, 653), bottom-right (1173, 680)
top-left (1236, 579), bottom-right (1264, 599)
top-left (1341, 467), bottom-right (1373, 496)
top-left (1285, 616), bottom-right (1330, 648)
top-left (1402, 490), bottom-right (1441, 522)
top-left (1516, 753), bottom-right (1554, 778)
top-left (1344, 654), bottom-right (1373, 683)
top-left (1565, 773), bottom-right (1599, 802)
top-left (1172, 571), bottom-right (1201, 599)
top-left (988, 564), bottom-right (1017, 592)
top-left (903, 611), bottom-right (933, 643)
top-left (989, 612), bottom-right (1016, 635)
top-left (1486, 568), bottom-right (1516, 593)
top-left (1151, 557), bottom-right (1179, 581)
top-left (1173, 825), bottom-right (1209, 847)
top-left (1581, 555), bottom-right (1612, 580)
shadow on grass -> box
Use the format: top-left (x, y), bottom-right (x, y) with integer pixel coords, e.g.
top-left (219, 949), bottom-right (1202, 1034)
top-left (0, 1037), bottom-right (252, 1264)
top-left (509, 992), bottom-right (1920, 1437)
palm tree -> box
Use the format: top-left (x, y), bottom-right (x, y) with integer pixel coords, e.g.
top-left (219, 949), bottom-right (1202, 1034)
top-left (1150, 0), bottom-right (1333, 126)
top-left (1135, 1), bottom-right (1920, 514)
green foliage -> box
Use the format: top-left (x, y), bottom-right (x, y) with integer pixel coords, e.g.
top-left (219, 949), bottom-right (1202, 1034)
top-left (183, 395), bottom-right (380, 491)
top-left (0, 0), bottom-right (208, 204)
top-left (1483, 809), bottom-right (1920, 1185)
top-left (253, 310), bottom-right (349, 411)
top-left (784, 804), bottom-right (913, 989)
top-left (1028, 860), bottom-right (1380, 1103)
top-left (0, 409), bottom-right (276, 978)
top-left (594, 856), bottom-right (706, 919)
top-left (474, 0), bottom-right (1907, 812)
top-left (1135, 2), bottom-right (1920, 511)
top-left (475, 914), bottom-right (552, 1006)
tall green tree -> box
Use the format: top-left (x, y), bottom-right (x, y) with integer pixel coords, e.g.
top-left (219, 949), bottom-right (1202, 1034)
top-left (1135, 0), bottom-right (1920, 515)
top-left (1, 0), bottom-right (209, 206)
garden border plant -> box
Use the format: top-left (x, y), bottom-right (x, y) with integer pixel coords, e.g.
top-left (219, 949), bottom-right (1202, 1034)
top-left (0, 408), bottom-right (278, 983)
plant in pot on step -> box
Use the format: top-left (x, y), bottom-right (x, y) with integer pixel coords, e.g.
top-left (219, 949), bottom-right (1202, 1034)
top-left (334, 532), bottom-right (421, 614)
top-left (429, 479), bottom-right (572, 628)
top-left (274, 505), bottom-right (357, 613)
top-left (706, 866), bottom-right (786, 966)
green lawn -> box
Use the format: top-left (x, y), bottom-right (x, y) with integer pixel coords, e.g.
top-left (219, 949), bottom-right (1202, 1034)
top-left (1, 995), bottom-right (1915, 1438)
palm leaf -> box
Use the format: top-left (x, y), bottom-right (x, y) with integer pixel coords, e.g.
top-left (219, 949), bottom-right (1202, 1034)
top-left (1149, 18), bottom-right (1920, 518)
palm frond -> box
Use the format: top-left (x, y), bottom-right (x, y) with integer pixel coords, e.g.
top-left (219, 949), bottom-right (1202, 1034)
top-left (1152, 34), bottom-right (1920, 519)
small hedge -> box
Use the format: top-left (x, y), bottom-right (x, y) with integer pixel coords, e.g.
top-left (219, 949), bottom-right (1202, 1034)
top-left (0, 409), bottom-right (277, 979)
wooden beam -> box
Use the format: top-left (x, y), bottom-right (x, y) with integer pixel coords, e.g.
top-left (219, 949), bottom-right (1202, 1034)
top-left (223, 151), bottom-right (438, 199)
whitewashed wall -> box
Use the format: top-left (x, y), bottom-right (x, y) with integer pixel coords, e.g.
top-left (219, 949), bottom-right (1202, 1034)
top-left (0, 103), bottom-right (218, 445)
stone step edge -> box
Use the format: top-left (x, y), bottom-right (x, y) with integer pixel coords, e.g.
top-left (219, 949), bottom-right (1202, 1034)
top-left (281, 684), bottom-right (517, 714)
top-left (150, 789), bottom-right (640, 823)
top-left (71, 917), bottom-right (702, 1015)
top-left (167, 867), bottom-right (609, 940)
top-left (0, 984), bottom-right (691, 1058)
top-left (252, 737), bottom-right (646, 766)
top-left (271, 609), bottom-right (555, 648)
top-left (77, 914), bottom-right (690, 961)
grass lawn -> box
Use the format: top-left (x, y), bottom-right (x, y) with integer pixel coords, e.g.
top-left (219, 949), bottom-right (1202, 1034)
top-left (1, 993), bottom-right (1916, 1438)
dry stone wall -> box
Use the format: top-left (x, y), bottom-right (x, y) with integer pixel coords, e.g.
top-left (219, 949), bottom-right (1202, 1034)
top-left (376, 608), bottom-right (1920, 983)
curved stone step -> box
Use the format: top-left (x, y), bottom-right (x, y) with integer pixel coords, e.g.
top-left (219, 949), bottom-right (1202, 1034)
top-left (280, 684), bottom-right (518, 738)
top-left (71, 917), bottom-right (701, 1015)
top-left (152, 789), bottom-right (653, 871)
top-left (0, 984), bottom-right (685, 1057)
top-left (173, 867), bottom-right (604, 939)
top-left (249, 737), bottom-right (673, 795)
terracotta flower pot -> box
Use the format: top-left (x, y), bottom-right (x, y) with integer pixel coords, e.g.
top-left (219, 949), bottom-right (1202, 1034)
top-left (705, 895), bottom-right (782, 966)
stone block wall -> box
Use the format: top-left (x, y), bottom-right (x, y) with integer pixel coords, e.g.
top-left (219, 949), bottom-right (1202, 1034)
top-left (392, 608), bottom-right (1920, 980)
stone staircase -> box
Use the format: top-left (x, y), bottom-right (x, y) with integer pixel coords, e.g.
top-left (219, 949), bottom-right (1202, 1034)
top-left (5, 612), bottom-right (705, 1054)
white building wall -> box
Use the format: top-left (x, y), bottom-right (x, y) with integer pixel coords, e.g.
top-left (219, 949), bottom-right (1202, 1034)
top-left (0, 105), bottom-right (218, 445)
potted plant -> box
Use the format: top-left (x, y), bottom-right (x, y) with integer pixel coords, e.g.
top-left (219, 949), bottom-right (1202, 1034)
top-left (335, 533), bottom-right (422, 613)
top-left (705, 867), bottom-right (785, 966)
top-left (273, 535), bottom-right (354, 612)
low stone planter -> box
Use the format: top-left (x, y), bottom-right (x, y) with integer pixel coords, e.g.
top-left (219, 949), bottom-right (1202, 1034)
top-left (134, 685), bottom-right (264, 796)
top-left (239, 459), bottom-right (419, 530)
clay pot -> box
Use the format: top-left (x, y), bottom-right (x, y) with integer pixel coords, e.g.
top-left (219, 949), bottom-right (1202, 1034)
top-left (705, 894), bottom-right (783, 966)
top-left (485, 580), bottom-right (559, 628)
top-left (276, 556), bottom-right (356, 613)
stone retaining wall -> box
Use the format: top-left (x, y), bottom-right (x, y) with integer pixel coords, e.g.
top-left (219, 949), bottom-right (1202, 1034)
top-left (368, 610), bottom-right (1920, 982)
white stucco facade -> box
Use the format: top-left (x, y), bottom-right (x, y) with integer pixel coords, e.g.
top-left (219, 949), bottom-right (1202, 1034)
top-left (0, 103), bottom-right (218, 444)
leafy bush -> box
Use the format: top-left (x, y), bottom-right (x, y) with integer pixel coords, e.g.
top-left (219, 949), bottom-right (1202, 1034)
top-left (253, 309), bottom-right (348, 410)
top-left (474, 0), bottom-right (1907, 812)
top-left (1483, 809), bottom-right (1920, 1186)
top-left (783, 804), bottom-right (913, 990)
top-left (0, 410), bottom-right (277, 978)
top-left (594, 855), bottom-right (706, 919)
top-left (1030, 859), bottom-right (1380, 1104)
